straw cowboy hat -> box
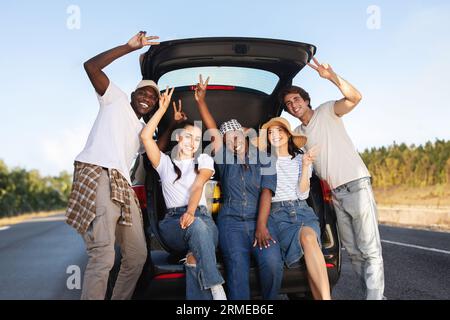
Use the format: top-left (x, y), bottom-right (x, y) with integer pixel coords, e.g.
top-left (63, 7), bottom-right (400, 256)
top-left (258, 117), bottom-right (307, 150)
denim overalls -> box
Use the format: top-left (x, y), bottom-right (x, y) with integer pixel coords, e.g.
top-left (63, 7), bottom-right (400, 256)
top-left (214, 147), bottom-right (283, 300)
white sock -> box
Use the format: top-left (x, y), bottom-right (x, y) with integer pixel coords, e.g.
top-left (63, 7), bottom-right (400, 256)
top-left (210, 284), bottom-right (227, 300)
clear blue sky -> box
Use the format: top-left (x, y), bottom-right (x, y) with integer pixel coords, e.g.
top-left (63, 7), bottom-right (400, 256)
top-left (1, 0), bottom-right (449, 176)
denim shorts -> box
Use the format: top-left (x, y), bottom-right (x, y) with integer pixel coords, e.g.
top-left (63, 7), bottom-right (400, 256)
top-left (268, 199), bottom-right (321, 268)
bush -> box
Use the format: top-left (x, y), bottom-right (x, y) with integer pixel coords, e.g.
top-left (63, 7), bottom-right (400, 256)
top-left (0, 160), bottom-right (72, 218)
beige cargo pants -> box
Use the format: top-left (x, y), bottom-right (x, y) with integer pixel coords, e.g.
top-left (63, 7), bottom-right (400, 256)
top-left (80, 169), bottom-right (147, 300)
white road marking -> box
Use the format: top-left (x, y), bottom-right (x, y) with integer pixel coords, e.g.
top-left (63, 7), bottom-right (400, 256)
top-left (0, 226), bottom-right (11, 231)
top-left (24, 216), bottom-right (66, 223)
top-left (381, 239), bottom-right (450, 255)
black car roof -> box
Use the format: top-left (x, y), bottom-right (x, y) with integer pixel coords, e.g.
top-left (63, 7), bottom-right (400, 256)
top-left (140, 37), bottom-right (316, 130)
top-left (141, 37), bottom-right (316, 86)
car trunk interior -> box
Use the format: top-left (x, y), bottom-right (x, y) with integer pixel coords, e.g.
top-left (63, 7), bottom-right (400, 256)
top-left (144, 86), bottom-right (274, 138)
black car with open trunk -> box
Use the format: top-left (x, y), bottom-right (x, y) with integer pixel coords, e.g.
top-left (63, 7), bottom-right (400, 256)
top-left (108, 37), bottom-right (341, 299)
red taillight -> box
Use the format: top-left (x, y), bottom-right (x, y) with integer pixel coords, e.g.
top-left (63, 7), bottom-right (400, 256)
top-left (326, 263), bottom-right (335, 268)
top-left (319, 180), bottom-right (332, 203)
top-left (132, 185), bottom-right (147, 209)
top-left (189, 85), bottom-right (235, 91)
top-left (154, 273), bottom-right (185, 280)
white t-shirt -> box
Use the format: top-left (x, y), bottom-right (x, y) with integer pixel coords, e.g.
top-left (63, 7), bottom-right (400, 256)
top-left (155, 151), bottom-right (215, 209)
top-left (272, 154), bottom-right (313, 202)
top-left (295, 100), bottom-right (370, 189)
top-left (75, 82), bottom-right (145, 185)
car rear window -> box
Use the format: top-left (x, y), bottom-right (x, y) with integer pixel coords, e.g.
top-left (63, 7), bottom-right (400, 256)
top-left (157, 66), bottom-right (279, 95)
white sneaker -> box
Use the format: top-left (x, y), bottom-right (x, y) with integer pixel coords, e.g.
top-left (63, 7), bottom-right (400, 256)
top-left (210, 284), bottom-right (227, 300)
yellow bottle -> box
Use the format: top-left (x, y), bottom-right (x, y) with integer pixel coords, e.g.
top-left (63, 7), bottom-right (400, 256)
top-left (211, 182), bottom-right (222, 214)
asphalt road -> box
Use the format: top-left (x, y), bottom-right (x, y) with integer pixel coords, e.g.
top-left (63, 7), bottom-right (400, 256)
top-left (0, 214), bottom-right (449, 300)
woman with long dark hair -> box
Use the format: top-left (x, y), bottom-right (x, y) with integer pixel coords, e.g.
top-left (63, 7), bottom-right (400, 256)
top-left (140, 88), bottom-right (226, 300)
top-left (257, 117), bottom-right (330, 300)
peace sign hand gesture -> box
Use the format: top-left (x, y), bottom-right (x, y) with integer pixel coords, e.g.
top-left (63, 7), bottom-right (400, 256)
top-left (303, 145), bottom-right (319, 168)
top-left (308, 57), bottom-right (337, 81)
top-left (159, 86), bottom-right (175, 113)
top-left (172, 99), bottom-right (188, 123)
top-left (194, 74), bottom-right (210, 102)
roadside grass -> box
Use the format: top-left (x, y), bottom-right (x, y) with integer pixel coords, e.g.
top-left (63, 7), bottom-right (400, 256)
top-left (0, 210), bottom-right (65, 227)
top-left (374, 185), bottom-right (450, 208)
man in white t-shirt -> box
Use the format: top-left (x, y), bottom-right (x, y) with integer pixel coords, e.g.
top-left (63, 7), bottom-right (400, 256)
top-left (65, 32), bottom-right (161, 300)
top-left (280, 57), bottom-right (385, 300)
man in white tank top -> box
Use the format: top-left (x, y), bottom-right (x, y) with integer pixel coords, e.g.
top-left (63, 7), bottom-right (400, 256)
top-left (280, 57), bottom-right (385, 300)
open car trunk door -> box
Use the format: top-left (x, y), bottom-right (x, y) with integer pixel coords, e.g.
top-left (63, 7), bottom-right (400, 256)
top-left (140, 37), bottom-right (316, 132)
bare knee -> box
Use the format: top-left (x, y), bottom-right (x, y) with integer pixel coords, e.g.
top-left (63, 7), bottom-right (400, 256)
top-left (300, 228), bottom-right (318, 249)
top-left (186, 253), bottom-right (197, 267)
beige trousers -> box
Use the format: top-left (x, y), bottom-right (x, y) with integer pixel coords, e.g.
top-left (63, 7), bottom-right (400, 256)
top-left (80, 169), bottom-right (147, 300)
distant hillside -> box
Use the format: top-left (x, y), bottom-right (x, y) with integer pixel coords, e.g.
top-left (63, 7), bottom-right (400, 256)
top-left (361, 139), bottom-right (450, 207)
top-left (361, 139), bottom-right (450, 188)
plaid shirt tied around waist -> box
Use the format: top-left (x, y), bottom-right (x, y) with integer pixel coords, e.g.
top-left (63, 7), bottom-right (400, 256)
top-left (65, 161), bottom-right (141, 234)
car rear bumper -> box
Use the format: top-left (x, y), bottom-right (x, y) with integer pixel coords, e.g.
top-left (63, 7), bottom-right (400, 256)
top-left (134, 250), bottom-right (340, 300)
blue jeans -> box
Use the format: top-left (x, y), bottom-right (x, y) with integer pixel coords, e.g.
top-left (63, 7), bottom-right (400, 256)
top-left (159, 205), bottom-right (224, 300)
top-left (217, 215), bottom-right (283, 300)
top-left (332, 177), bottom-right (385, 300)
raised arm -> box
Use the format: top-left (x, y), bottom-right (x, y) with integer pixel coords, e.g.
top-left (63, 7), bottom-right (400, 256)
top-left (156, 99), bottom-right (188, 152)
top-left (179, 168), bottom-right (214, 229)
top-left (140, 87), bottom-right (174, 168)
top-left (84, 31), bottom-right (160, 96)
top-left (308, 57), bottom-right (362, 117)
top-left (194, 75), bottom-right (223, 154)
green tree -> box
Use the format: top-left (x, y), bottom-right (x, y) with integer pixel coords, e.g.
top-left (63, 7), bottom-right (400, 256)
top-left (0, 160), bottom-right (73, 218)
